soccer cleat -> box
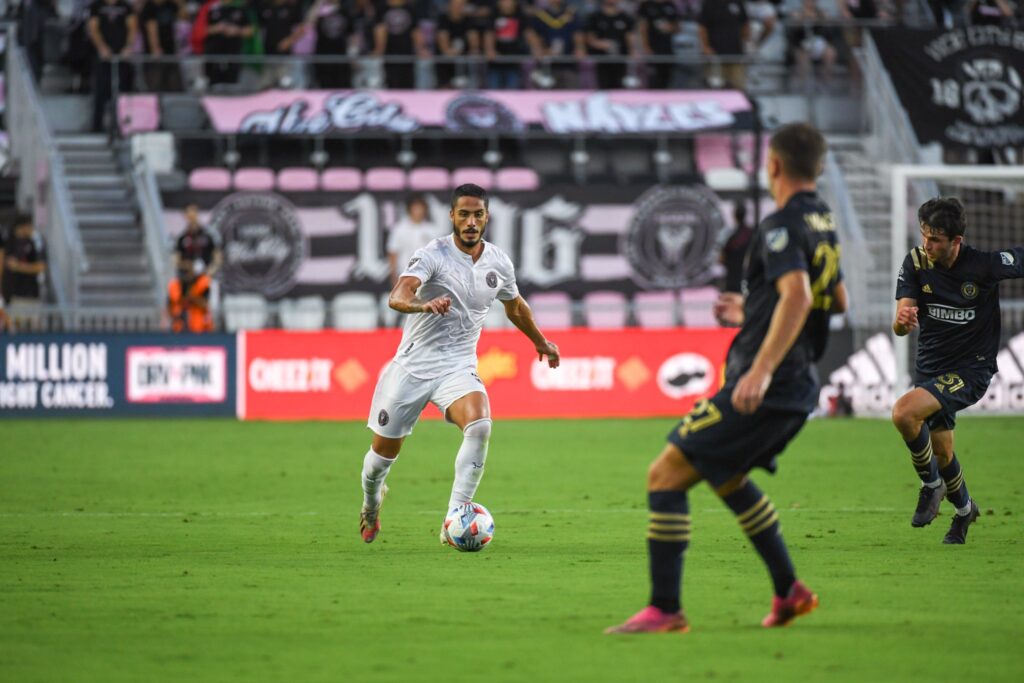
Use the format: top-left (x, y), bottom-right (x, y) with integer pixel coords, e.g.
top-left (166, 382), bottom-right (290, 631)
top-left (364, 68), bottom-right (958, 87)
top-left (604, 606), bottom-right (690, 634)
top-left (942, 500), bottom-right (980, 545)
top-left (911, 481), bottom-right (947, 527)
top-left (761, 580), bottom-right (819, 628)
top-left (359, 484), bottom-right (388, 544)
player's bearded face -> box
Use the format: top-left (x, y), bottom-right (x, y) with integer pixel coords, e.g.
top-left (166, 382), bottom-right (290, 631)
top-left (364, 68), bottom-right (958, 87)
top-left (920, 226), bottom-right (960, 263)
top-left (450, 197), bottom-right (489, 248)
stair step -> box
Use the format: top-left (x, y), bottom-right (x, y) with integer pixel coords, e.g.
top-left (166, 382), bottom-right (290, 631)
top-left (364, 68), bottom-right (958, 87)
top-left (65, 162), bottom-right (120, 174)
top-left (86, 255), bottom-right (149, 269)
top-left (81, 273), bottom-right (155, 288)
top-left (67, 174), bottom-right (126, 187)
top-left (78, 293), bottom-right (157, 307)
top-left (78, 213), bottom-right (138, 227)
top-left (81, 229), bottom-right (144, 243)
top-left (72, 190), bottom-right (134, 203)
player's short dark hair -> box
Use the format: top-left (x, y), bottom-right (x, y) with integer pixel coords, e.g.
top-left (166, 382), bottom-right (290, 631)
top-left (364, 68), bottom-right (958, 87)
top-left (918, 197), bottom-right (966, 239)
top-left (769, 123), bottom-right (826, 181)
top-left (11, 214), bottom-right (33, 231)
top-left (451, 183), bottom-right (489, 210)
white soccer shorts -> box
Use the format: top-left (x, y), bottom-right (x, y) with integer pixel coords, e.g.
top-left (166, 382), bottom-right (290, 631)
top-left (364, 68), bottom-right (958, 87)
top-left (367, 362), bottom-right (487, 438)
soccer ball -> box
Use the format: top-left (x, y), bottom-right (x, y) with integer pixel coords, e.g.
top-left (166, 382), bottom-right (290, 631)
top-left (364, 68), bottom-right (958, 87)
top-left (442, 502), bottom-right (495, 552)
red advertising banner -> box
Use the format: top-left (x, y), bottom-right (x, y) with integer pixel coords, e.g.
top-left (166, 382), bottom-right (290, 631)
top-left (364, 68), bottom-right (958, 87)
top-left (239, 328), bottom-right (738, 421)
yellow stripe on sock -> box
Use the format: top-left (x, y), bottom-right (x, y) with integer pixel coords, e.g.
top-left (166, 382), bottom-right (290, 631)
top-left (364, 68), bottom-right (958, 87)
top-left (747, 510), bottom-right (780, 537)
top-left (649, 524), bottom-right (692, 536)
top-left (741, 503), bottom-right (776, 534)
top-left (647, 531), bottom-right (692, 542)
top-left (649, 512), bottom-right (691, 522)
top-left (736, 495), bottom-right (770, 524)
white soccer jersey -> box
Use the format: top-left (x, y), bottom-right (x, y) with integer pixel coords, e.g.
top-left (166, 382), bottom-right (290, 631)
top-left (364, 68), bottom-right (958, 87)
top-left (386, 219), bottom-right (446, 276)
top-left (392, 235), bottom-right (519, 379)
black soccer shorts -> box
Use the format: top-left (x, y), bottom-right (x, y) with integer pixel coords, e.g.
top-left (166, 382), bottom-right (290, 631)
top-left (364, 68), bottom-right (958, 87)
top-left (666, 388), bottom-right (808, 488)
top-left (914, 366), bottom-right (994, 431)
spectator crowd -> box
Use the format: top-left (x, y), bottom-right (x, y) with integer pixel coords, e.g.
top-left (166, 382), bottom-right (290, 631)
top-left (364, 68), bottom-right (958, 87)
top-left (9, 0), bottom-right (1024, 131)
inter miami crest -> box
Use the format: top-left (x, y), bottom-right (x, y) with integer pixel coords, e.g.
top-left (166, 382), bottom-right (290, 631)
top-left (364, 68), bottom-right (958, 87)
top-left (378, 410), bottom-right (390, 427)
top-left (623, 185), bottom-right (725, 289)
top-left (486, 271), bottom-right (498, 288)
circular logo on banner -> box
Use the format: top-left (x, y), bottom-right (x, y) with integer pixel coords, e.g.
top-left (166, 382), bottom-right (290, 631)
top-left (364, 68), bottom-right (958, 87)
top-left (959, 56), bottom-right (1021, 126)
top-left (623, 185), bottom-right (726, 289)
top-left (209, 192), bottom-right (307, 298)
top-left (445, 95), bottom-right (524, 133)
top-left (656, 353), bottom-right (714, 400)
top-left (961, 282), bottom-right (979, 300)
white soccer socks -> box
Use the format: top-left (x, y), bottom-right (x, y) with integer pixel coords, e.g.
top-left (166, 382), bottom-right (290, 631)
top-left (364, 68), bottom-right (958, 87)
top-left (447, 418), bottom-right (492, 511)
top-left (362, 449), bottom-right (396, 511)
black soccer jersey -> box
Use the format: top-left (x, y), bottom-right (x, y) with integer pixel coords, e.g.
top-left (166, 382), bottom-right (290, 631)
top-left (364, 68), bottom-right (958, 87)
top-left (895, 244), bottom-right (1024, 376)
top-left (724, 191), bottom-right (842, 413)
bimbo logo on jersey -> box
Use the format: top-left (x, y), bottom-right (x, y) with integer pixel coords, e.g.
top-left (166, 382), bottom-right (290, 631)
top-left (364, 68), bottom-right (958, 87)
top-left (927, 304), bottom-right (976, 324)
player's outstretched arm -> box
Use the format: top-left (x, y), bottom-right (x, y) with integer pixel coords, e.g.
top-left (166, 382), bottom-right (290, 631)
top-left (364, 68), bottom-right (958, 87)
top-left (502, 296), bottom-right (560, 368)
top-left (732, 270), bottom-right (813, 414)
top-left (892, 297), bottom-right (918, 336)
top-left (388, 275), bottom-right (451, 315)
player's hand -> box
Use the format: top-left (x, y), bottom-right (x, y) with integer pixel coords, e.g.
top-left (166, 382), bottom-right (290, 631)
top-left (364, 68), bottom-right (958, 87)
top-left (713, 292), bottom-right (744, 327)
top-left (731, 366), bottom-right (771, 415)
top-left (895, 306), bottom-right (919, 332)
top-left (537, 341), bottom-right (560, 368)
top-left (421, 296), bottom-right (451, 315)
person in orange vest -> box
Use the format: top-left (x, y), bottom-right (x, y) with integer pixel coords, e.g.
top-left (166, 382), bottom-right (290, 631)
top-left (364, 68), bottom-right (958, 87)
top-left (168, 263), bottom-right (213, 333)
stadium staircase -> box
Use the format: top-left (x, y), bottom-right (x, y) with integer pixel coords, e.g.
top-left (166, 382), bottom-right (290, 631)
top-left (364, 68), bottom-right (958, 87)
top-left (827, 137), bottom-right (893, 327)
top-left (57, 135), bottom-right (159, 308)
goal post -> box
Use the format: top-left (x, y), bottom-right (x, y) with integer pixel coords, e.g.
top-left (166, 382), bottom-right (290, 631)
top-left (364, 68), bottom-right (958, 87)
top-left (889, 165), bottom-right (1024, 389)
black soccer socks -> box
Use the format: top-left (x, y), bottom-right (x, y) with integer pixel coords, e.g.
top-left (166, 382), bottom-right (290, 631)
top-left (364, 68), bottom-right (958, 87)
top-left (723, 481), bottom-right (796, 598)
top-left (647, 490), bottom-right (690, 614)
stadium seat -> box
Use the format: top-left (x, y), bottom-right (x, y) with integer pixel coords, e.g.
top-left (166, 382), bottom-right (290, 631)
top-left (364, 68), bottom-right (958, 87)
top-left (633, 290), bottom-right (677, 329)
top-left (408, 167), bottom-right (451, 191)
top-left (704, 168), bottom-right (749, 192)
top-left (277, 168), bottom-right (319, 192)
top-left (451, 167), bottom-right (493, 189)
top-left (495, 167), bottom-right (540, 192)
top-left (320, 168), bottom-right (363, 192)
top-left (161, 94), bottom-right (208, 131)
top-left (365, 167), bottom-right (407, 192)
top-left (118, 95), bottom-right (159, 135)
top-left (528, 291), bottom-right (573, 329)
top-left (223, 294), bottom-right (269, 331)
top-left (583, 290), bottom-right (628, 329)
top-left (131, 132), bottom-right (176, 174)
top-left (188, 167), bottom-right (231, 191)
top-left (695, 134), bottom-right (734, 173)
top-left (331, 292), bottom-right (379, 330)
top-left (279, 296), bottom-right (327, 330)
top-left (483, 300), bottom-right (510, 329)
top-left (234, 168), bottom-right (275, 192)
top-left (679, 287), bottom-right (720, 328)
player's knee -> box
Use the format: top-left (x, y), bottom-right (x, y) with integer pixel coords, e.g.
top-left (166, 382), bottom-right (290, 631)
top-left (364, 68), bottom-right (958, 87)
top-left (463, 418), bottom-right (492, 443)
top-left (891, 399), bottom-right (918, 432)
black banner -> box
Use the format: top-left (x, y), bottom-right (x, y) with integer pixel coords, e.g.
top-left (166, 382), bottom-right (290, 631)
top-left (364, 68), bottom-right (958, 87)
top-left (871, 27), bottom-right (1024, 149)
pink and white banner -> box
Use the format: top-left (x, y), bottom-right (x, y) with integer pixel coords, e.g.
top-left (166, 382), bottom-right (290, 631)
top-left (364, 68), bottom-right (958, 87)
top-left (195, 89), bottom-right (753, 136)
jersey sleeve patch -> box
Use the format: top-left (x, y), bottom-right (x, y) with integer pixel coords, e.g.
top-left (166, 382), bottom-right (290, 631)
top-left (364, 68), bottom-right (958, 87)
top-left (765, 227), bottom-right (789, 253)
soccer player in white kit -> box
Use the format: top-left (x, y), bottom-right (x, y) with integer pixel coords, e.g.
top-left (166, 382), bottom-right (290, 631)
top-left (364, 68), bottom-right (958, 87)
top-left (359, 184), bottom-right (561, 544)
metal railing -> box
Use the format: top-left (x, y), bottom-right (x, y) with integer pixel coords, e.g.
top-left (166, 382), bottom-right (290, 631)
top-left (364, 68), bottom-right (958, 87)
top-left (130, 155), bottom-right (173, 307)
top-left (6, 32), bottom-right (89, 318)
top-left (821, 149), bottom-right (869, 328)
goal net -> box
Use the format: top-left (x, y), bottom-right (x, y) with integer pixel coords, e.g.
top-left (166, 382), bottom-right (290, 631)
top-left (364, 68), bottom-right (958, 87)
top-left (890, 165), bottom-right (1024, 409)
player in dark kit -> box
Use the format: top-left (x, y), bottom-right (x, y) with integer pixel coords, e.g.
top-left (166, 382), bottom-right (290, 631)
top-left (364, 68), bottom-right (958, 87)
top-left (606, 123), bottom-right (847, 634)
top-left (891, 197), bottom-right (1024, 544)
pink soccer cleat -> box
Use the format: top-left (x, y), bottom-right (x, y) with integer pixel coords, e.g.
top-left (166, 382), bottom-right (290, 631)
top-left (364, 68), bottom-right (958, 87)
top-left (761, 580), bottom-right (819, 628)
top-left (604, 606), bottom-right (690, 634)
top-left (359, 484), bottom-right (388, 544)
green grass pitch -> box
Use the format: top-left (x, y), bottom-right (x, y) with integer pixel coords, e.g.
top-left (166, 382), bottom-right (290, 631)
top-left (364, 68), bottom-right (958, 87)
top-left (1, 417), bottom-right (1022, 682)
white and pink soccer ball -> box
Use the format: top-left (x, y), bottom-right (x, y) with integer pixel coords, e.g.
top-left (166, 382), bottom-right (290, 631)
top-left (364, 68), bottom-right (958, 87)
top-left (442, 502), bottom-right (495, 552)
